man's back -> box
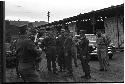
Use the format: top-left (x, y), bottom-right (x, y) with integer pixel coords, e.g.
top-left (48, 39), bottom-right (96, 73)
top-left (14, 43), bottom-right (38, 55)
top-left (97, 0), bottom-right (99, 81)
top-left (64, 36), bottom-right (74, 53)
top-left (56, 35), bottom-right (66, 48)
top-left (43, 37), bottom-right (56, 47)
top-left (16, 35), bottom-right (39, 63)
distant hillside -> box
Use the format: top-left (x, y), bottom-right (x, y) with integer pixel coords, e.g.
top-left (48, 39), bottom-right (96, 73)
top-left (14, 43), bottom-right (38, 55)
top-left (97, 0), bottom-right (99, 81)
top-left (9, 20), bottom-right (29, 26)
top-left (8, 20), bottom-right (48, 27)
top-left (5, 20), bottom-right (48, 42)
top-left (32, 21), bottom-right (48, 27)
top-left (5, 21), bottom-right (19, 42)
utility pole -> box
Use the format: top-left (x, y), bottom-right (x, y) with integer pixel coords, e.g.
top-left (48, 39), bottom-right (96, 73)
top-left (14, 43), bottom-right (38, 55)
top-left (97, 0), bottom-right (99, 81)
top-left (47, 11), bottom-right (50, 23)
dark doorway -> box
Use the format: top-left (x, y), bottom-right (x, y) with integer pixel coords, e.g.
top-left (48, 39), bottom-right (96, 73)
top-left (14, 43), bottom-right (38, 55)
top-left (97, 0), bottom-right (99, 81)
top-left (95, 21), bottom-right (105, 33)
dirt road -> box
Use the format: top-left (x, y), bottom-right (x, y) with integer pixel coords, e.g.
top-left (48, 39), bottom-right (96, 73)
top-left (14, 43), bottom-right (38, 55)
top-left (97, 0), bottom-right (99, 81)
top-left (6, 51), bottom-right (124, 82)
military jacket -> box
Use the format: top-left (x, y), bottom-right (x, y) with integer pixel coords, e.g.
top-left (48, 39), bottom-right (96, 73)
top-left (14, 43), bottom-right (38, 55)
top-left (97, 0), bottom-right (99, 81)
top-left (79, 36), bottom-right (89, 56)
top-left (56, 35), bottom-right (66, 49)
top-left (16, 35), bottom-right (40, 63)
top-left (42, 37), bottom-right (56, 47)
top-left (96, 36), bottom-right (107, 49)
top-left (63, 36), bottom-right (74, 53)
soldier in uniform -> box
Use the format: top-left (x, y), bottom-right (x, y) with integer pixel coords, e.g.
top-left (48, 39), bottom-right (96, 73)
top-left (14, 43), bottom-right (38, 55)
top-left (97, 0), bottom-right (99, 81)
top-left (56, 29), bottom-right (66, 72)
top-left (69, 31), bottom-right (78, 67)
top-left (42, 31), bottom-right (58, 74)
top-left (96, 32), bottom-right (108, 71)
top-left (102, 34), bottom-right (111, 65)
top-left (16, 25), bottom-right (42, 82)
top-left (78, 30), bottom-right (91, 79)
top-left (63, 31), bottom-right (77, 77)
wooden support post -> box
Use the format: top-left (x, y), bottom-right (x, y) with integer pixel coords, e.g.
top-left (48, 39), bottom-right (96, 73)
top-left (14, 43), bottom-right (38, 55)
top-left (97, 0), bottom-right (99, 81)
top-left (91, 13), bottom-right (96, 34)
top-left (93, 22), bottom-right (95, 34)
top-left (76, 19), bottom-right (80, 34)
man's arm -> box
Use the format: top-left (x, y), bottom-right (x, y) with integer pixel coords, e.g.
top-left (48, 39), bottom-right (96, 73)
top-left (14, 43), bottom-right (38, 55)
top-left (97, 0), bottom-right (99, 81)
top-left (27, 40), bottom-right (41, 58)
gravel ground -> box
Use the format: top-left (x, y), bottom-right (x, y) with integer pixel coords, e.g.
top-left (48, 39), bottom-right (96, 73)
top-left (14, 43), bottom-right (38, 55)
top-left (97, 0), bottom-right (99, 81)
top-left (6, 51), bottom-right (124, 82)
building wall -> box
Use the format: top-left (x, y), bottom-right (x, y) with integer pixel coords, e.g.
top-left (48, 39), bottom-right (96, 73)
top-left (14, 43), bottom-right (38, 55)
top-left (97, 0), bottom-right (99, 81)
top-left (104, 16), bottom-right (124, 47)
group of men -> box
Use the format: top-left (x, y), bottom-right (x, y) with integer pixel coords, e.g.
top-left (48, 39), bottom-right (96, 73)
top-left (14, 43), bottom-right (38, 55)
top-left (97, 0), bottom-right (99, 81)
top-left (40, 29), bottom-right (91, 79)
top-left (14, 25), bottom-right (92, 82)
top-left (14, 24), bottom-right (111, 82)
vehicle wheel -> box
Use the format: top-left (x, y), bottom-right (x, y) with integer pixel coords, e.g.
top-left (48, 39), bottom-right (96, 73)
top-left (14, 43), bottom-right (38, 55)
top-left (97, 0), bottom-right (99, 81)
top-left (120, 49), bottom-right (124, 52)
top-left (109, 54), bottom-right (113, 59)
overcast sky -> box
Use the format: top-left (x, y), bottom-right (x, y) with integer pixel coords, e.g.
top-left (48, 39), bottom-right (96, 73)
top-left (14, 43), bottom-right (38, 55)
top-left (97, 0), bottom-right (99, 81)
top-left (5, 0), bottom-right (124, 22)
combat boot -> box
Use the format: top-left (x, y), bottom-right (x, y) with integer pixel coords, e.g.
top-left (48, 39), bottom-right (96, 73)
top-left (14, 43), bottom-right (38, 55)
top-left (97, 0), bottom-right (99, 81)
top-left (64, 71), bottom-right (73, 77)
top-left (81, 75), bottom-right (91, 79)
top-left (53, 70), bottom-right (58, 75)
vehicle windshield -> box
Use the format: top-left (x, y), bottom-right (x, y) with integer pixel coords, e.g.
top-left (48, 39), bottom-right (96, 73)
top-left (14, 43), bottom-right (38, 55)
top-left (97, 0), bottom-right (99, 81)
top-left (85, 34), bottom-right (96, 42)
top-left (85, 34), bottom-right (97, 46)
top-left (75, 34), bottom-right (97, 46)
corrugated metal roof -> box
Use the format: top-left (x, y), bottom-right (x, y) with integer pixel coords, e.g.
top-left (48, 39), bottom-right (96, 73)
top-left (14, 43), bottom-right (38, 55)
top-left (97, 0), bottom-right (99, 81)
top-left (38, 3), bottom-right (124, 28)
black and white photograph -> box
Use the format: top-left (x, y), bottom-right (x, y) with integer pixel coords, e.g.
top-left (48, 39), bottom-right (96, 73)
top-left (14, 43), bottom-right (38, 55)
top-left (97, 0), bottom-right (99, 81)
top-left (3, 0), bottom-right (124, 83)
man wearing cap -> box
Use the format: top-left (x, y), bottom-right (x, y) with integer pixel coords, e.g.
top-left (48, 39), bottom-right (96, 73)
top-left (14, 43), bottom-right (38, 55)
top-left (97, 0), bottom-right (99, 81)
top-left (78, 30), bottom-right (91, 79)
top-left (56, 29), bottom-right (66, 72)
top-left (96, 31), bottom-right (108, 71)
top-left (16, 25), bottom-right (42, 82)
top-left (42, 31), bottom-right (58, 74)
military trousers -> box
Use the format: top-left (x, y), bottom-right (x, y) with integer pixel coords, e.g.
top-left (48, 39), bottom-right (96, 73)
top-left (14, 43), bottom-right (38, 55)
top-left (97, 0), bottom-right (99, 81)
top-left (97, 48), bottom-right (108, 70)
top-left (18, 62), bottom-right (42, 82)
top-left (46, 46), bottom-right (57, 72)
top-left (79, 55), bottom-right (90, 76)
top-left (57, 49), bottom-right (65, 71)
top-left (64, 51), bottom-right (73, 74)
top-left (105, 47), bottom-right (110, 65)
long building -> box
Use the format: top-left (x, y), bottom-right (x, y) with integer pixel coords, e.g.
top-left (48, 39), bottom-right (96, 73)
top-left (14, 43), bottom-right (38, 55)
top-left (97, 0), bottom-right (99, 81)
top-left (37, 3), bottom-right (124, 48)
